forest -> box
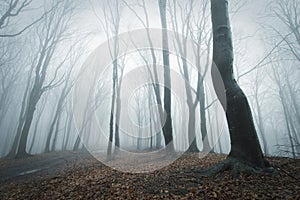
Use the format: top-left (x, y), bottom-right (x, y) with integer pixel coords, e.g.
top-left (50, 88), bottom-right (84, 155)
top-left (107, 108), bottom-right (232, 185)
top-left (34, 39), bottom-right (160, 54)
top-left (0, 0), bottom-right (299, 199)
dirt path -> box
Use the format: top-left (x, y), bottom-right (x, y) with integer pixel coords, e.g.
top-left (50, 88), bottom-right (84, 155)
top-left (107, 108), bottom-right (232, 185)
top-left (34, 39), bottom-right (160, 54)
top-left (0, 150), bottom-right (93, 184)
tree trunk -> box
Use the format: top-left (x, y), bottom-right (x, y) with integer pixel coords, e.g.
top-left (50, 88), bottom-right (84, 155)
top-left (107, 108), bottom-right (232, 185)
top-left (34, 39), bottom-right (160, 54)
top-left (180, 57), bottom-right (200, 153)
top-left (199, 82), bottom-right (212, 152)
top-left (62, 108), bottom-right (72, 150)
top-left (29, 95), bottom-right (47, 153)
top-left (73, 135), bottom-right (81, 150)
top-left (186, 107), bottom-right (199, 152)
top-left (7, 66), bottom-right (33, 158)
top-left (254, 89), bottom-right (268, 155)
top-left (159, 0), bottom-right (174, 154)
top-left (107, 59), bottom-right (118, 160)
top-left (45, 78), bottom-right (69, 153)
top-left (51, 109), bottom-right (62, 151)
top-left (114, 95), bottom-right (120, 153)
top-left (16, 85), bottom-right (41, 158)
top-left (210, 0), bottom-right (266, 168)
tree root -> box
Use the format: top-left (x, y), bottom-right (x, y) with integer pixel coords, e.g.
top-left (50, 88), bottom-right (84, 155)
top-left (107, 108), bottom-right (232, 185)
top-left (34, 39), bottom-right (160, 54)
top-left (198, 157), bottom-right (276, 178)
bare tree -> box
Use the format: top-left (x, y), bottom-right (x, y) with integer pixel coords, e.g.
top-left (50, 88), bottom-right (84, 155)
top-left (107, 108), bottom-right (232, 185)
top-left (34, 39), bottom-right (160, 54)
top-left (0, 0), bottom-right (62, 37)
top-left (123, 0), bottom-right (164, 149)
top-left (91, 0), bottom-right (124, 160)
top-left (272, 0), bottom-right (300, 64)
top-left (0, 39), bottom-right (23, 128)
top-left (168, 0), bottom-right (199, 152)
top-left (28, 91), bottom-right (48, 153)
top-left (203, 0), bottom-right (269, 176)
top-left (250, 69), bottom-right (269, 155)
top-left (168, 0), bottom-right (213, 152)
top-left (45, 64), bottom-right (74, 152)
top-left (159, 0), bottom-right (174, 154)
top-left (269, 59), bottom-right (299, 158)
top-left (12, 0), bottom-right (75, 158)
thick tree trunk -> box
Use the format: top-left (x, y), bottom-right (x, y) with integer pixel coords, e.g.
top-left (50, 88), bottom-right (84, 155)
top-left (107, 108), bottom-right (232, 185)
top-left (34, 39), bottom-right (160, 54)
top-left (159, 0), bottom-right (174, 154)
top-left (16, 86), bottom-right (41, 158)
top-left (211, 0), bottom-right (266, 168)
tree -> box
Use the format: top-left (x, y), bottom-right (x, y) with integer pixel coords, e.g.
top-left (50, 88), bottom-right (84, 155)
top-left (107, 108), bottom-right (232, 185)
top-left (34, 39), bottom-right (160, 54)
top-left (204, 0), bottom-right (270, 176)
top-left (0, 0), bottom-right (60, 38)
top-left (260, 0), bottom-right (300, 157)
top-left (123, 0), bottom-right (165, 149)
top-left (168, 0), bottom-right (200, 152)
top-left (250, 69), bottom-right (269, 155)
top-left (158, 0), bottom-right (174, 154)
top-left (0, 0), bottom-right (33, 37)
top-left (13, 0), bottom-right (75, 158)
top-left (270, 60), bottom-right (299, 158)
top-left (0, 39), bottom-right (22, 128)
top-left (272, 0), bottom-right (300, 64)
top-left (93, 0), bottom-right (124, 160)
top-left (44, 65), bottom-right (73, 153)
top-left (168, 0), bottom-right (213, 153)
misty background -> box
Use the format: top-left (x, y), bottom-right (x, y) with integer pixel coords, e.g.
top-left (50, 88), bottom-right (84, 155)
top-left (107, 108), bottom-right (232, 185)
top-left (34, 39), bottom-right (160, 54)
top-left (0, 0), bottom-right (299, 158)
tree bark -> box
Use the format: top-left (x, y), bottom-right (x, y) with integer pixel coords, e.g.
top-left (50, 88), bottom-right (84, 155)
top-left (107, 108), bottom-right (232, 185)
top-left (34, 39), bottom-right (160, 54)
top-left (16, 83), bottom-right (41, 158)
top-left (159, 0), bottom-right (174, 153)
top-left (107, 59), bottom-right (118, 160)
top-left (199, 82), bottom-right (212, 152)
top-left (211, 0), bottom-right (266, 168)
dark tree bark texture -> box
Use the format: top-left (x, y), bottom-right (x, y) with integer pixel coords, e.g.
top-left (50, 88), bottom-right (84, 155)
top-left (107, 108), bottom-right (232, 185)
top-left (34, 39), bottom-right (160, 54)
top-left (159, 0), bottom-right (174, 153)
top-left (207, 0), bottom-right (270, 175)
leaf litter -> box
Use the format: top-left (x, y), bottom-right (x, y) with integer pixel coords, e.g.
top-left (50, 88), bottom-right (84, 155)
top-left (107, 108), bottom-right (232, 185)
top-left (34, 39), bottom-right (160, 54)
top-left (0, 152), bottom-right (299, 199)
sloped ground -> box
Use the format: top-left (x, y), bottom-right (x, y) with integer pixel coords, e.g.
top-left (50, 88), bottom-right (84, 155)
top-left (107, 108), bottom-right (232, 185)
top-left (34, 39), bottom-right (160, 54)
top-left (0, 152), bottom-right (299, 199)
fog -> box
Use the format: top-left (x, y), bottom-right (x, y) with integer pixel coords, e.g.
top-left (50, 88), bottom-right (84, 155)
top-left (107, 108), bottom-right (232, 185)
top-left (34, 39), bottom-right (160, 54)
top-left (0, 0), bottom-right (299, 160)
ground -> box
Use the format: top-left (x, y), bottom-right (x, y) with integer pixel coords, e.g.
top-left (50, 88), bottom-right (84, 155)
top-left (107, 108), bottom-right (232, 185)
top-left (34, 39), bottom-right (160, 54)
top-left (0, 151), bottom-right (299, 199)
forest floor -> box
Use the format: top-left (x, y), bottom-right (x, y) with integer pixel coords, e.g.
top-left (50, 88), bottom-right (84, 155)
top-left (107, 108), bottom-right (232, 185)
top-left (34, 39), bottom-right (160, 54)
top-left (0, 150), bottom-right (299, 199)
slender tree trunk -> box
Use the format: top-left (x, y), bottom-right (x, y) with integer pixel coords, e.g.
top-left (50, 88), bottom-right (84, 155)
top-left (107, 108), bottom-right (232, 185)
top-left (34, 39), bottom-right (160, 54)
top-left (107, 59), bottom-right (118, 160)
top-left (159, 0), bottom-right (174, 154)
top-left (29, 95), bottom-right (47, 153)
top-left (187, 107), bottom-right (199, 152)
top-left (73, 135), bottom-right (81, 150)
top-left (254, 91), bottom-right (268, 155)
top-left (211, 0), bottom-right (266, 168)
top-left (65, 110), bottom-right (73, 150)
top-left (281, 97), bottom-right (296, 159)
top-left (286, 78), bottom-right (300, 144)
top-left (62, 109), bottom-right (72, 150)
top-left (51, 110), bottom-right (62, 151)
top-left (114, 94), bottom-right (120, 153)
top-left (45, 104), bottom-right (61, 152)
top-left (149, 93), bottom-right (153, 150)
top-left (271, 66), bottom-right (297, 158)
top-left (199, 83), bottom-right (212, 152)
top-left (180, 58), bottom-right (200, 153)
top-left (45, 79), bottom-right (69, 152)
top-left (114, 66), bottom-right (124, 155)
